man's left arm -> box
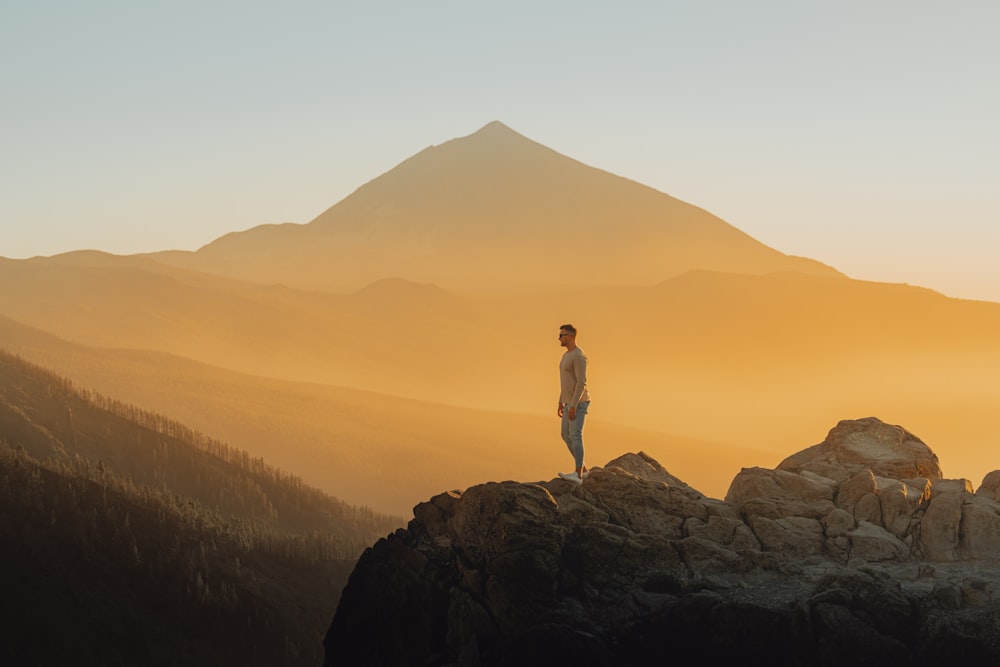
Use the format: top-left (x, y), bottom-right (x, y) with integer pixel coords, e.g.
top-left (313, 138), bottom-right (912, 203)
top-left (568, 354), bottom-right (588, 419)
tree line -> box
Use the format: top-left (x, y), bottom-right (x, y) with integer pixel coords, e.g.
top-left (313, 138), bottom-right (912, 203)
top-left (0, 348), bottom-right (404, 665)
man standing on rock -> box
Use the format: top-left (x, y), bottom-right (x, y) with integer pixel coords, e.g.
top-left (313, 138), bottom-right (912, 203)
top-left (557, 324), bottom-right (591, 484)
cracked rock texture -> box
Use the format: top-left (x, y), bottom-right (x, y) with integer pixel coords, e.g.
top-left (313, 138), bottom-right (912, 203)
top-left (324, 417), bottom-right (1000, 666)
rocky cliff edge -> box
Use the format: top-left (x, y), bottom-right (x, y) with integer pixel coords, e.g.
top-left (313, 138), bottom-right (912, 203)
top-left (325, 417), bottom-right (1000, 666)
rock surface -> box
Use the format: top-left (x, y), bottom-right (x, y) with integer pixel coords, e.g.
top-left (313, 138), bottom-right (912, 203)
top-left (324, 418), bottom-right (1000, 666)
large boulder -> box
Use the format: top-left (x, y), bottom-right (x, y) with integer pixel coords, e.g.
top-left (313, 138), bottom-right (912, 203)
top-left (846, 520), bottom-right (910, 562)
top-left (778, 417), bottom-right (943, 480)
top-left (961, 496), bottom-right (1000, 558)
top-left (919, 483), bottom-right (971, 561)
top-left (976, 470), bottom-right (1000, 500)
top-left (725, 467), bottom-right (836, 520)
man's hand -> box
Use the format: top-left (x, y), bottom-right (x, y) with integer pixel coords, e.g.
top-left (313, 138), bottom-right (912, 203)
top-left (568, 406), bottom-right (577, 421)
top-left (557, 404), bottom-right (564, 417)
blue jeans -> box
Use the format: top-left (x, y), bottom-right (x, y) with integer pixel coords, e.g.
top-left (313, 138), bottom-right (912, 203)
top-left (561, 401), bottom-right (589, 469)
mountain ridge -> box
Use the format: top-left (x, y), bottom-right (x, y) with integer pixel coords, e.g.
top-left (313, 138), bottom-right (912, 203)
top-left (4, 250), bottom-right (1000, 509)
top-left (147, 121), bottom-right (841, 291)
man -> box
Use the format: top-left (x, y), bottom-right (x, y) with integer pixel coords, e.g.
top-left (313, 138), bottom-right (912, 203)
top-left (557, 324), bottom-right (591, 484)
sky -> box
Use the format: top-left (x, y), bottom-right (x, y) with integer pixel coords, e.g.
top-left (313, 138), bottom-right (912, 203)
top-left (2, 1), bottom-right (998, 301)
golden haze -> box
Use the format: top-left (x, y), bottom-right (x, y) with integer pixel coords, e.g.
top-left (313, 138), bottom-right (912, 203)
top-left (2, 256), bottom-right (998, 515)
top-left (1, 122), bottom-right (997, 515)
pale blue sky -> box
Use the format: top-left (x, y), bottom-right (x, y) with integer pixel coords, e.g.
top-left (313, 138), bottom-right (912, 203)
top-left (2, 1), bottom-right (997, 300)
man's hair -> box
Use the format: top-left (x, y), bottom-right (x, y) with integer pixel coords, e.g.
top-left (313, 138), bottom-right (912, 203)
top-left (560, 324), bottom-right (577, 336)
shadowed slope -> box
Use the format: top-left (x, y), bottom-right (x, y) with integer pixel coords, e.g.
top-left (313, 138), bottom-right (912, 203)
top-left (0, 351), bottom-right (402, 666)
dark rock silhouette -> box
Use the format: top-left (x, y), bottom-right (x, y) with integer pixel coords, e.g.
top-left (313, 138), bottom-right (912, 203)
top-left (324, 418), bottom-right (1000, 665)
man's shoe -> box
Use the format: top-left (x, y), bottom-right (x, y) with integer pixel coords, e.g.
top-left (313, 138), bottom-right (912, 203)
top-left (558, 472), bottom-right (583, 484)
top-left (581, 470), bottom-right (591, 479)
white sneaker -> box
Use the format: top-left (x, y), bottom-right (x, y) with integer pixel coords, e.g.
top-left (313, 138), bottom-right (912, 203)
top-left (582, 470), bottom-right (590, 479)
top-left (558, 472), bottom-right (583, 484)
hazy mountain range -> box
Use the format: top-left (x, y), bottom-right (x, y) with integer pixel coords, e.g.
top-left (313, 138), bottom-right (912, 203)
top-left (3, 121), bottom-right (999, 518)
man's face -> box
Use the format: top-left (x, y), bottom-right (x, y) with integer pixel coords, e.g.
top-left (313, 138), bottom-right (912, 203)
top-left (558, 330), bottom-right (573, 347)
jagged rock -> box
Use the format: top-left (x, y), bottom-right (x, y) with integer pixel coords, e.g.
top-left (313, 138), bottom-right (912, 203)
top-left (958, 496), bottom-right (1000, 558)
top-left (748, 515), bottom-right (825, 557)
top-left (684, 514), bottom-right (760, 550)
top-left (725, 467), bottom-right (836, 519)
top-left (602, 451), bottom-right (702, 497)
top-left (836, 469), bottom-right (878, 508)
top-left (324, 418), bottom-right (1000, 665)
top-left (846, 520), bottom-right (910, 562)
top-left (854, 491), bottom-right (884, 525)
top-left (807, 568), bottom-right (916, 663)
top-left (919, 488), bottom-right (968, 561)
top-left (976, 470), bottom-right (1000, 500)
top-left (778, 417), bottom-right (943, 480)
top-left (930, 478), bottom-right (974, 496)
top-left (821, 508), bottom-right (855, 560)
top-left (878, 477), bottom-right (926, 538)
top-left (678, 536), bottom-right (752, 574)
top-left (581, 467), bottom-right (704, 537)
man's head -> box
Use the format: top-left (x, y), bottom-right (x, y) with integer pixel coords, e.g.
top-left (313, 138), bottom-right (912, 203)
top-left (559, 324), bottom-right (577, 348)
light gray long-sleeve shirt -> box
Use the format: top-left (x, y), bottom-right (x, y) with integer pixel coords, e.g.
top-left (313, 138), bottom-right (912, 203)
top-left (559, 347), bottom-right (591, 408)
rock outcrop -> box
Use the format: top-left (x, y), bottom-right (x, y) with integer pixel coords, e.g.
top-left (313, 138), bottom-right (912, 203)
top-left (324, 418), bottom-right (1000, 666)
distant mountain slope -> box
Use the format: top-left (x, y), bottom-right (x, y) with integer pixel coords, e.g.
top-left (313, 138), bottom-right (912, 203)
top-left (0, 253), bottom-right (478, 394)
top-left (150, 121), bottom-right (841, 290)
top-left (4, 255), bottom-right (1000, 514)
top-left (0, 348), bottom-right (400, 545)
top-left (0, 315), bottom-right (772, 513)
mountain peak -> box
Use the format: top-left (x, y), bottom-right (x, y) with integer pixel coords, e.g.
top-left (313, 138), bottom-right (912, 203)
top-left (465, 120), bottom-right (528, 141)
top-left (156, 122), bottom-right (842, 290)
top-left (440, 119), bottom-right (542, 153)
top-left (475, 119), bottom-right (516, 134)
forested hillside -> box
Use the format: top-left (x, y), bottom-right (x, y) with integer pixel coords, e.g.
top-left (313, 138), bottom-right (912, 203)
top-left (0, 350), bottom-right (402, 666)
